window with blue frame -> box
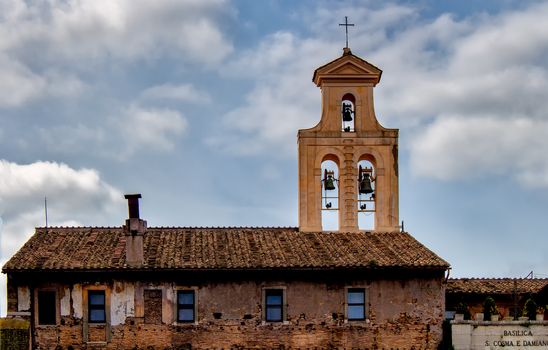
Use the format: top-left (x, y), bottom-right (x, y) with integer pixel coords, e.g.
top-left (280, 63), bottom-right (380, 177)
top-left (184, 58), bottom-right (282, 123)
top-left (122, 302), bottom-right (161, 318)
top-left (177, 290), bottom-right (195, 322)
top-left (88, 290), bottom-right (106, 323)
top-left (265, 289), bottom-right (284, 322)
top-left (347, 288), bottom-right (366, 320)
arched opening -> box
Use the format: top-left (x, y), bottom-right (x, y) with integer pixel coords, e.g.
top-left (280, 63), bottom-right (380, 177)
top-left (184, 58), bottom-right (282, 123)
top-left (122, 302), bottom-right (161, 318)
top-left (321, 159), bottom-right (339, 231)
top-left (341, 93), bottom-right (356, 132)
top-left (357, 159), bottom-right (375, 230)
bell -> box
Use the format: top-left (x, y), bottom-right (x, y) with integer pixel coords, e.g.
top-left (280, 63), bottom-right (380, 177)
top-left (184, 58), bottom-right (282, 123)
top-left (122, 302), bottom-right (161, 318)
top-left (342, 103), bottom-right (353, 122)
top-left (359, 174), bottom-right (374, 194)
top-left (325, 176), bottom-right (336, 191)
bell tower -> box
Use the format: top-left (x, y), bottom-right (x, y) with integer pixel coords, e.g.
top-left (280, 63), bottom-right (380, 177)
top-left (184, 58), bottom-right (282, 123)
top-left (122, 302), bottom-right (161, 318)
top-left (298, 48), bottom-right (399, 232)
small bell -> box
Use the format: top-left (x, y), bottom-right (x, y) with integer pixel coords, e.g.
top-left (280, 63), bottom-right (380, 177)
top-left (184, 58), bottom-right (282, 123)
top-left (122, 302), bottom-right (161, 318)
top-left (359, 173), bottom-right (374, 195)
top-left (342, 103), bottom-right (353, 122)
top-left (325, 176), bottom-right (336, 191)
top-left (324, 170), bottom-right (336, 191)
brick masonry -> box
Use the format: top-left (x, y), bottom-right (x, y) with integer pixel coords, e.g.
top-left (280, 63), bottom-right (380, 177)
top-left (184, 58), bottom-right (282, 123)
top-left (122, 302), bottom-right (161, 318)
top-left (10, 277), bottom-right (445, 349)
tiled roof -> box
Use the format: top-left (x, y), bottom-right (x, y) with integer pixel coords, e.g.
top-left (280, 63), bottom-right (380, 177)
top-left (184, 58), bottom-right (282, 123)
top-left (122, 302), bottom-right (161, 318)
top-left (447, 278), bottom-right (548, 294)
top-left (2, 227), bottom-right (449, 272)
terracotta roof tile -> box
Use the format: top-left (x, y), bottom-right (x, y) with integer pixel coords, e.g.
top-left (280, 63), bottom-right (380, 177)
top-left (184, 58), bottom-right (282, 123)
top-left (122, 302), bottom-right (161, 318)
top-left (2, 227), bottom-right (449, 272)
top-left (447, 278), bottom-right (548, 294)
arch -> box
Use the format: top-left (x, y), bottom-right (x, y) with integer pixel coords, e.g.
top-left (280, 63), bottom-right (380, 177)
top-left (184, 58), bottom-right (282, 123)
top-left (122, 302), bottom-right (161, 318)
top-left (321, 159), bottom-right (339, 231)
top-left (315, 147), bottom-right (345, 169)
top-left (337, 89), bottom-right (363, 106)
top-left (357, 159), bottom-right (376, 231)
top-left (341, 93), bottom-right (356, 132)
top-left (357, 148), bottom-right (385, 170)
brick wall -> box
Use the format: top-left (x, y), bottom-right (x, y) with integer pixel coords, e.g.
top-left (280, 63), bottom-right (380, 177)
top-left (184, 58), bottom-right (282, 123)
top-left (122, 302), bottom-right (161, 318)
top-left (17, 277), bottom-right (445, 349)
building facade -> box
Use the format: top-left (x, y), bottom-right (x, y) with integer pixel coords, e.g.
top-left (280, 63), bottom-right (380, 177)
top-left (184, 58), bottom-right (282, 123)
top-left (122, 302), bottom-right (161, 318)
top-left (3, 49), bottom-right (449, 349)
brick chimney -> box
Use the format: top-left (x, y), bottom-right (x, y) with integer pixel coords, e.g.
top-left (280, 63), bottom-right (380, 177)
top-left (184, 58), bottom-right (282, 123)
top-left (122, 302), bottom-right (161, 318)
top-left (123, 194), bottom-right (147, 267)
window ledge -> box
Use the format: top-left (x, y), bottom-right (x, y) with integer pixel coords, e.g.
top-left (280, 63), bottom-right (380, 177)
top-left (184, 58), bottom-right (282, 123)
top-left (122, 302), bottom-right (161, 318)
top-left (261, 320), bottom-right (291, 325)
top-left (345, 319), bottom-right (370, 324)
top-left (175, 321), bottom-right (198, 326)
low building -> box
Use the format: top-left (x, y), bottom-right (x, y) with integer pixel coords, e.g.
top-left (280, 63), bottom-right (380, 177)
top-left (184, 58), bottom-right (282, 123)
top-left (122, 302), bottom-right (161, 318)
top-left (2, 48), bottom-right (450, 349)
top-left (446, 278), bottom-right (548, 320)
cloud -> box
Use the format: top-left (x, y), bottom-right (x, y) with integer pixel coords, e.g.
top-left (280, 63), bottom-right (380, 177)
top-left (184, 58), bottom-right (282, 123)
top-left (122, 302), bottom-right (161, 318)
top-left (0, 0), bottom-right (233, 107)
top-left (0, 159), bottom-right (124, 314)
top-left (0, 55), bottom-right (45, 107)
top-left (38, 105), bottom-right (187, 159)
top-left (213, 2), bottom-right (548, 187)
top-left (117, 105), bottom-right (188, 155)
top-left (140, 83), bottom-right (211, 103)
top-left (1, 0), bottom-right (233, 66)
top-left (209, 31), bottom-right (331, 156)
top-left (410, 116), bottom-right (548, 187)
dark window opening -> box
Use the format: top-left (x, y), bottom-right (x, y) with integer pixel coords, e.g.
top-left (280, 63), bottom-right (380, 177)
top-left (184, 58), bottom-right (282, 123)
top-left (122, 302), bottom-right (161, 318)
top-left (265, 289), bottom-right (284, 322)
top-left (88, 290), bottom-right (106, 323)
top-left (347, 288), bottom-right (365, 320)
top-left (38, 291), bottom-right (56, 325)
top-left (177, 290), bottom-right (195, 323)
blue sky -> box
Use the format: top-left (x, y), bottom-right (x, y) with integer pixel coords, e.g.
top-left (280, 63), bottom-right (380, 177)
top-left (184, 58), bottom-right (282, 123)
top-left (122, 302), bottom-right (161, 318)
top-left (1, 0), bottom-right (548, 314)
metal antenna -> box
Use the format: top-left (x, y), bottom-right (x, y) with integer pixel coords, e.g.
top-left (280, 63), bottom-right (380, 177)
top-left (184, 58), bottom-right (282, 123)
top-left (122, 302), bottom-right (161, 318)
top-left (45, 197), bottom-right (48, 232)
top-left (339, 16), bottom-right (355, 49)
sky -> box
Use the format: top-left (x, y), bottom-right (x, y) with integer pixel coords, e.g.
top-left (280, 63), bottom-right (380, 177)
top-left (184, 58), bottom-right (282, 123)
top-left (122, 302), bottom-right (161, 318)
top-left (1, 0), bottom-right (548, 315)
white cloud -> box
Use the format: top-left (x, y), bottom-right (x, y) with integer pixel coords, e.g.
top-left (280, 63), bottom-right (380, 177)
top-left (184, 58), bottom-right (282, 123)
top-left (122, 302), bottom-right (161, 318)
top-left (210, 31), bottom-right (331, 155)
top-left (38, 105), bottom-right (188, 158)
top-left (0, 55), bottom-right (45, 107)
top-left (117, 105), bottom-right (188, 154)
top-left (214, 2), bottom-right (548, 187)
top-left (140, 83), bottom-right (211, 103)
top-left (0, 0), bottom-right (233, 108)
top-left (1, 0), bottom-right (233, 65)
top-left (0, 159), bottom-right (124, 315)
top-left (410, 116), bottom-right (548, 187)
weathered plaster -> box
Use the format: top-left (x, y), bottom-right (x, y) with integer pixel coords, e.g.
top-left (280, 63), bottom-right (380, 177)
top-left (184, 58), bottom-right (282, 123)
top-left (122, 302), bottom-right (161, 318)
top-left (164, 284), bottom-right (175, 324)
top-left (71, 284), bottom-right (83, 319)
top-left (17, 286), bottom-right (30, 311)
top-left (60, 287), bottom-right (71, 316)
top-left (111, 281), bottom-right (135, 325)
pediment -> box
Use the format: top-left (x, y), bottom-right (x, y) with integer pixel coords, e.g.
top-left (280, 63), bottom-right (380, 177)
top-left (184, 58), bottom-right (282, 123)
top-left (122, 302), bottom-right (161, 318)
top-left (330, 62), bottom-right (374, 75)
top-left (313, 51), bottom-right (382, 86)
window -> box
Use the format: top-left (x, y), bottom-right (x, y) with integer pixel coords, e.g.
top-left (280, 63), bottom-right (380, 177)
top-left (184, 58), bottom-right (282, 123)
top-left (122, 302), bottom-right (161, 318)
top-left (177, 290), bottom-right (195, 323)
top-left (265, 289), bottom-right (284, 322)
top-left (347, 288), bottom-right (366, 320)
top-left (88, 291), bottom-right (106, 323)
top-left (37, 290), bottom-right (56, 325)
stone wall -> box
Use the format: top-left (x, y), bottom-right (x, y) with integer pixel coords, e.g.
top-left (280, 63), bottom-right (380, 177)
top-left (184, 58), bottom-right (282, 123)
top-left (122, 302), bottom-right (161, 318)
top-left (452, 320), bottom-right (548, 349)
top-left (10, 276), bottom-right (444, 349)
top-left (0, 318), bottom-right (30, 350)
